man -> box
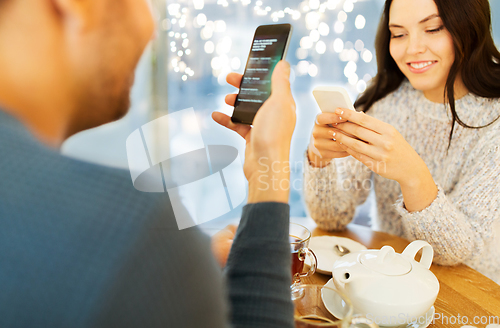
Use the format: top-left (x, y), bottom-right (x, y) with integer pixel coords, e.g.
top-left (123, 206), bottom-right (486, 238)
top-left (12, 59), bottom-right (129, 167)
top-left (0, 0), bottom-right (296, 327)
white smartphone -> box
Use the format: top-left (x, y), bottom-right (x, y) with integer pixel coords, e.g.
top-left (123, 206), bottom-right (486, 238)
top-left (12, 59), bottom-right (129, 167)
top-left (312, 86), bottom-right (355, 113)
top-left (311, 86), bottom-right (360, 141)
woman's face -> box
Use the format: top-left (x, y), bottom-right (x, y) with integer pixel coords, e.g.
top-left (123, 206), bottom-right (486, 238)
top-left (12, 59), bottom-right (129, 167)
top-left (388, 0), bottom-right (456, 102)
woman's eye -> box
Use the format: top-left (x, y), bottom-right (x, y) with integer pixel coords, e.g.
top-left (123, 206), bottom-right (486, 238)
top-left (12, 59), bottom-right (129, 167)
top-left (391, 34), bottom-right (405, 39)
top-left (427, 26), bottom-right (444, 33)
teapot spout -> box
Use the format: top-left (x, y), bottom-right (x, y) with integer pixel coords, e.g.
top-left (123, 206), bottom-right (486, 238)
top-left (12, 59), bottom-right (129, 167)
top-left (334, 268), bottom-right (353, 284)
top-left (332, 268), bottom-right (356, 292)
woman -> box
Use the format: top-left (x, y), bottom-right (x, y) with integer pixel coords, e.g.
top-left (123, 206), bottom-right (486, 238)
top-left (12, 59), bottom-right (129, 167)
top-left (304, 0), bottom-right (500, 282)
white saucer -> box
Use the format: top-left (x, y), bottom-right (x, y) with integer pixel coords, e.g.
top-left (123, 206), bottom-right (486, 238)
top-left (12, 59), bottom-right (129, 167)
top-left (322, 279), bottom-right (350, 319)
top-left (306, 236), bottom-right (367, 275)
top-left (322, 279), bottom-right (435, 328)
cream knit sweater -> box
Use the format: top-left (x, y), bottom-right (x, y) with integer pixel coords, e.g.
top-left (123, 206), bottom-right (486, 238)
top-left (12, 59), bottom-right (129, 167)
top-left (303, 80), bottom-right (500, 283)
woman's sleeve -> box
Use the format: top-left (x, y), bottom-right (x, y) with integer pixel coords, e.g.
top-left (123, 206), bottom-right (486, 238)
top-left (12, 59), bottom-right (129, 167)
top-left (395, 132), bottom-right (500, 266)
top-left (303, 153), bottom-right (373, 231)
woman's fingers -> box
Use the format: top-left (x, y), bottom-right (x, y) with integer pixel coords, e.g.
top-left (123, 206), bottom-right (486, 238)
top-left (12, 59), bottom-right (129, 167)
top-left (226, 72), bottom-right (243, 88)
top-left (212, 111), bottom-right (251, 139)
top-left (321, 150), bottom-right (351, 158)
top-left (333, 108), bottom-right (385, 134)
top-left (315, 112), bottom-right (348, 126)
top-left (335, 122), bottom-right (382, 146)
top-left (338, 143), bottom-right (379, 169)
top-left (334, 132), bottom-right (381, 160)
top-left (313, 137), bottom-right (346, 153)
top-left (310, 137), bottom-right (350, 160)
top-left (312, 125), bottom-right (337, 140)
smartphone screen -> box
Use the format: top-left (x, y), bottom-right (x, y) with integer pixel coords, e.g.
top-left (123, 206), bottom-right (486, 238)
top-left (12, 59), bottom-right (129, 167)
top-left (231, 24), bottom-right (293, 125)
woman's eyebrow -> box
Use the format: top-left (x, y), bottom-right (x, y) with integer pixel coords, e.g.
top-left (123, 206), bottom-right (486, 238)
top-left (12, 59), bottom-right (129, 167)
top-left (389, 14), bottom-right (440, 28)
top-left (419, 14), bottom-right (440, 24)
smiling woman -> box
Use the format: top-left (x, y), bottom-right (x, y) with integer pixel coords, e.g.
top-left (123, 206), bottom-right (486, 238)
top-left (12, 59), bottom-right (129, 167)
top-left (304, 0), bottom-right (500, 284)
top-left (388, 12), bottom-right (461, 103)
top-left (355, 0), bottom-right (500, 141)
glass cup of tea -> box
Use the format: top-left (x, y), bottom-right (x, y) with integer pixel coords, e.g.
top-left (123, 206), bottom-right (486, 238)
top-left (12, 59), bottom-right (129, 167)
top-left (290, 223), bottom-right (317, 292)
top-left (293, 284), bottom-right (379, 328)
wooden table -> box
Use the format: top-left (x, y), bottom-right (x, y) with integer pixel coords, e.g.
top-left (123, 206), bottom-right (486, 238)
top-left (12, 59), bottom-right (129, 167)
top-left (291, 219), bottom-right (500, 327)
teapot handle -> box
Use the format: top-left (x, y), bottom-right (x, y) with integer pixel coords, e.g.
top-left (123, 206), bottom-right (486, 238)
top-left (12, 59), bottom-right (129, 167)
top-left (402, 240), bottom-right (434, 269)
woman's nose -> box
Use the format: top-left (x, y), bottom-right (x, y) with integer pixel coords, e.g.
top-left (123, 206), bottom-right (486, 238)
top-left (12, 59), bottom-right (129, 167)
top-left (406, 34), bottom-right (426, 55)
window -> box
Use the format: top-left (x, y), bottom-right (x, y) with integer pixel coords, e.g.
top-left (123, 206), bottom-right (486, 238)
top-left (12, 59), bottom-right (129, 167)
top-left (159, 0), bottom-right (381, 220)
top-left (63, 0), bottom-right (500, 223)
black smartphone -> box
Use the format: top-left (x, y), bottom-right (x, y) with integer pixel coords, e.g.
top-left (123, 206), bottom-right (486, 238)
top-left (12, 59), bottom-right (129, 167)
top-left (231, 24), bottom-right (293, 125)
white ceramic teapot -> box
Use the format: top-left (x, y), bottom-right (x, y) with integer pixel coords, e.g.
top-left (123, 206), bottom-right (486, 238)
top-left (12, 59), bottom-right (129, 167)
top-left (332, 240), bottom-right (439, 327)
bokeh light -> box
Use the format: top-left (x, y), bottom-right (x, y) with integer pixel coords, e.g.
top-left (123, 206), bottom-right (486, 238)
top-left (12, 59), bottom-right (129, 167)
top-left (343, 0), bottom-right (354, 12)
top-left (333, 38), bottom-right (344, 53)
top-left (318, 22), bottom-right (330, 36)
top-left (165, 0), bottom-right (376, 83)
top-left (316, 41), bottom-right (326, 54)
top-left (308, 63), bottom-right (318, 77)
top-left (355, 15), bottom-right (366, 29)
top-left (362, 49), bottom-right (373, 63)
top-left (334, 21), bottom-right (345, 33)
top-left (338, 11), bottom-right (347, 23)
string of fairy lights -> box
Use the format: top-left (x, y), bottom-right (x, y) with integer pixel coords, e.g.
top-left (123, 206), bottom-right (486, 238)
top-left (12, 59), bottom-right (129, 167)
top-left (163, 0), bottom-right (374, 93)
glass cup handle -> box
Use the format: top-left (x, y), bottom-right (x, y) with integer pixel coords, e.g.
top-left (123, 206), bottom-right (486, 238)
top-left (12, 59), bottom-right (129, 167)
top-left (350, 314), bottom-right (379, 328)
top-left (297, 247), bottom-right (317, 279)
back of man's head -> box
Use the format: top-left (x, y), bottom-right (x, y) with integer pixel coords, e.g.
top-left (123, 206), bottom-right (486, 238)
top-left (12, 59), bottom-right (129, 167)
top-left (0, 0), bottom-right (154, 147)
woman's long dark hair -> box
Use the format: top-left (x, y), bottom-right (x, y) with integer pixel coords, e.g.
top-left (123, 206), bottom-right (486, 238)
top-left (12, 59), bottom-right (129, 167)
top-left (354, 0), bottom-right (500, 146)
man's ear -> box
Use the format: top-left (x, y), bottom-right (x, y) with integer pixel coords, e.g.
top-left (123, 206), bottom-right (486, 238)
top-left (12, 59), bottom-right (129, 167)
top-left (50, 0), bottom-right (97, 32)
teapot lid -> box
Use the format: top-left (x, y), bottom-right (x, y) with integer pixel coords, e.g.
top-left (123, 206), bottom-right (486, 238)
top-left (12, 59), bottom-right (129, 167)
top-left (360, 245), bottom-right (411, 276)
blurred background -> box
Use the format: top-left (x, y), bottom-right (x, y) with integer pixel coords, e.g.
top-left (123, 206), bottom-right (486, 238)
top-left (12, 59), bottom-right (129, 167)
top-left (62, 0), bottom-right (500, 227)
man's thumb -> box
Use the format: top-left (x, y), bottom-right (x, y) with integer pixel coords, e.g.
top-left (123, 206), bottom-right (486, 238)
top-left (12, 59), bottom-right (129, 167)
top-left (270, 60), bottom-right (291, 96)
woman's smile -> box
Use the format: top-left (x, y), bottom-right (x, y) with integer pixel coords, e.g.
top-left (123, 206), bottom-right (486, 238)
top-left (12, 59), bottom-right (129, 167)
top-left (407, 60), bottom-right (438, 73)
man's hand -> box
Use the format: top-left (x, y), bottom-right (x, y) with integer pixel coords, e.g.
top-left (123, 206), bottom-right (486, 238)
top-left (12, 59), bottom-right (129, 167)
top-left (212, 61), bottom-right (296, 204)
top-left (211, 224), bottom-right (238, 268)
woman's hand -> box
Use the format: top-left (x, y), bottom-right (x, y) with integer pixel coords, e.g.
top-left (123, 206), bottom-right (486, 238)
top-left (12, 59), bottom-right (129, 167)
top-left (332, 108), bottom-right (438, 212)
top-left (211, 224), bottom-right (238, 268)
top-left (307, 112), bottom-right (350, 168)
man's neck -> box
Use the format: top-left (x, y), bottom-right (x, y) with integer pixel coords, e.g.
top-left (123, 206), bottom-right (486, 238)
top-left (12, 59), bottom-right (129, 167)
top-left (0, 87), bottom-right (72, 148)
top-left (0, 1), bottom-right (74, 148)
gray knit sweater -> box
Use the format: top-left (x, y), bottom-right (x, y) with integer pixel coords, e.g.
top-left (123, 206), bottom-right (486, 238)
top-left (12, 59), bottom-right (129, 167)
top-left (304, 80), bottom-right (500, 283)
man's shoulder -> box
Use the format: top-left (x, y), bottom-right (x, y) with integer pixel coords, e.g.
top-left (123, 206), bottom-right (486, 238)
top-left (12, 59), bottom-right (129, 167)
top-left (0, 123), bottom-right (173, 226)
top-left (0, 121), bottom-right (188, 326)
